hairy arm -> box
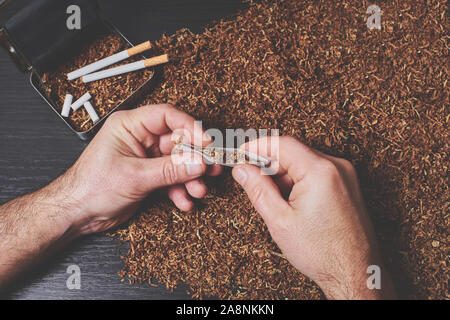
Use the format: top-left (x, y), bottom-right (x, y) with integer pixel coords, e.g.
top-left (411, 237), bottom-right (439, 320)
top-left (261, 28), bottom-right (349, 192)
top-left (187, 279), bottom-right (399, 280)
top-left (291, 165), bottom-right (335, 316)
top-left (0, 104), bottom-right (219, 292)
top-left (0, 173), bottom-right (80, 289)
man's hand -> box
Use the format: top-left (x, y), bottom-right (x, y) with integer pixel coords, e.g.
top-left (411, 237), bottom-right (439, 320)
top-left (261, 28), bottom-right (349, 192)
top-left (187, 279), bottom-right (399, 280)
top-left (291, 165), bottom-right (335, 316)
top-left (232, 136), bottom-right (396, 299)
top-left (0, 104), bottom-right (220, 289)
top-left (63, 104), bottom-right (221, 235)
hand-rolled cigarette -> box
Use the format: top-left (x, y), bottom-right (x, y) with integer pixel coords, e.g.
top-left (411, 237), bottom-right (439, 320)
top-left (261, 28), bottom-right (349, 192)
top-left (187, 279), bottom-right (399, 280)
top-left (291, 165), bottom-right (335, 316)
top-left (67, 41), bottom-right (151, 81)
top-left (83, 101), bottom-right (99, 123)
top-left (71, 92), bottom-right (92, 111)
top-left (82, 54), bottom-right (169, 83)
top-left (61, 94), bottom-right (73, 117)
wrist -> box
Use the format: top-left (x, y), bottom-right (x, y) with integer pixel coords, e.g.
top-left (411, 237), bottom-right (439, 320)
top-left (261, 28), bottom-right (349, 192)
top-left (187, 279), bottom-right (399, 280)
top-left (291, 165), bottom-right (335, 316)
top-left (43, 169), bottom-right (86, 238)
top-left (316, 270), bottom-right (378, 300)
top-left (314, 262), bottom-right (396, 300)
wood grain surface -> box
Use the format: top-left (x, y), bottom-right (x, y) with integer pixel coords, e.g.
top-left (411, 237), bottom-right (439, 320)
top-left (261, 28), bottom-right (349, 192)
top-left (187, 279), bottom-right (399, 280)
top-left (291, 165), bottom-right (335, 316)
top-left (0, 0), bottom-right (246, 300)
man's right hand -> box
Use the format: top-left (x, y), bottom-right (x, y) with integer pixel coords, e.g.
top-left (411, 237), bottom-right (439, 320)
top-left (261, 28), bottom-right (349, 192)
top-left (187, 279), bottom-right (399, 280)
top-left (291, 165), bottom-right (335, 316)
top-left (232, 136), bottom-right (396, 299)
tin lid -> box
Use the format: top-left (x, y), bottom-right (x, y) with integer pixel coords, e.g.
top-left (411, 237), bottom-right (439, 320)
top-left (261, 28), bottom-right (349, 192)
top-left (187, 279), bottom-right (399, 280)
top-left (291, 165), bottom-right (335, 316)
top-left (0, 0), bottom-right (100, 72)
top-left (0, 0), bottom-right (13, 9)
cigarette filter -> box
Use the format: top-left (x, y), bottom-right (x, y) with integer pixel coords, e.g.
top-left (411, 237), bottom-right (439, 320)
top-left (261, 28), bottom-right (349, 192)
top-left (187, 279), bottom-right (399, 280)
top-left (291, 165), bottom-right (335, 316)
top-left (67, 41), bottom-right (151, 80)
top-left (83, 101), bottom-right (99, 123)
top-left (71, 92), bottom-right (91, 111)
top-left (61, 94), bottom-right (73, 117)
top-left (82, 54), bottom-right (169, 83)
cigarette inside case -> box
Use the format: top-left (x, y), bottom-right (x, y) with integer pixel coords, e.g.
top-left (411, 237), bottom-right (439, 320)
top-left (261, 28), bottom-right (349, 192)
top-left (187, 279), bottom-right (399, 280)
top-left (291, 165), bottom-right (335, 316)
top-left (40, 31), bottom-right (154, 133)
top-left (71, 92), bottom-right (91, 111)
top-left (61, 94), bottom-right (73, 118)
top-left (83, 101), bottom-right (99, 123)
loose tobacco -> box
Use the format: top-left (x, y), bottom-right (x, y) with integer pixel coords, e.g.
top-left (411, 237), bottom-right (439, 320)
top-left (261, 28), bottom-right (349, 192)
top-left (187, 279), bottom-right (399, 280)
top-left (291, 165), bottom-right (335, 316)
top-left (114, 0), bottom-right (449, 299)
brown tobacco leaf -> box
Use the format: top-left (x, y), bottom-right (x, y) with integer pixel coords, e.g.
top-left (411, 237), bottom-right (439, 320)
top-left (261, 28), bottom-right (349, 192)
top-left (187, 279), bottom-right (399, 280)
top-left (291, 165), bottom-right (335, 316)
top-left (113, 0), bottom-right (449, 299)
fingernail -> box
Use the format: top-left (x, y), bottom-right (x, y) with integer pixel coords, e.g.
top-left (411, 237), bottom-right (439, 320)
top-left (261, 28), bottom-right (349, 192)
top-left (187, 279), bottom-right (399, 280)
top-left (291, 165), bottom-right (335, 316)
top-left (203, 132), bottom-right (212, 142)
top-left (171, 132), bottom-right (183, 144)
top-left (186, 163), bottom-right (204, 176)
top-left (233, 167), bottom-right (248, 184)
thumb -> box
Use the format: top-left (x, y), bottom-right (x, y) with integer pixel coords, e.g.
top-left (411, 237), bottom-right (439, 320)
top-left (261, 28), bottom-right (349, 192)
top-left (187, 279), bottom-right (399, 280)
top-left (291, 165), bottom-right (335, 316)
top-left (232, 164), bottom-right (292, 224)
top-left (140, 152), bottom-right (207, 191)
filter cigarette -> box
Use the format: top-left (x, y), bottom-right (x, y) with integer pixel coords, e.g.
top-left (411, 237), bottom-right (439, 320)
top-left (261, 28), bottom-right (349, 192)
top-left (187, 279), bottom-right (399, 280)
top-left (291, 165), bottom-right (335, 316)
top-left (82, 54), bottom-right (169, 83)
top-left (83, 101), bottom-right (99, 123)
top-left (67, 41), bottom-right (151, 81)
top-left (71, 92), bottom-right (91, 111)
top-left (61, 94), bottom-right (73, 117)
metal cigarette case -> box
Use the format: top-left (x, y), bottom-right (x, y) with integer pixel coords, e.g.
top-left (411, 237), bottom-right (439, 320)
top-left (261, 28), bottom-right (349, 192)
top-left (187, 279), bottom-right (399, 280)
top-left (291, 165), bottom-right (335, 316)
top-left (0, 0), bottom-right (156, 140)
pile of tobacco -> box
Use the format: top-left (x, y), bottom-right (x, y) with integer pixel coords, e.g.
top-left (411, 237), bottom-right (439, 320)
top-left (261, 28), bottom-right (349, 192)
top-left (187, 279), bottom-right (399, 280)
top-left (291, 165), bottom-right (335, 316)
top-left (113, 0), bottom-right (449, 299)
top-left (41, 33), bottom-right (153, 132)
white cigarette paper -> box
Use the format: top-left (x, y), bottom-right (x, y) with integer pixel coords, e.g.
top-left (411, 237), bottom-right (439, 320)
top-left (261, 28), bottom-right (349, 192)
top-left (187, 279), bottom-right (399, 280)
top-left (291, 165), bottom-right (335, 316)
top-left (83, 101), bottom-right (99, 123)
top-left (82, 54), bottom-right (169, 83)
top-left (71, 92), bottom-right (91, 111)
top-left (82, 61), bottom-right (145, 83)
top-left (67, 41), bottom-right (151, 81)
top-left (61, 94), bottom-right (73, 117)
top-left (67, 50), bottom-right (129, 81)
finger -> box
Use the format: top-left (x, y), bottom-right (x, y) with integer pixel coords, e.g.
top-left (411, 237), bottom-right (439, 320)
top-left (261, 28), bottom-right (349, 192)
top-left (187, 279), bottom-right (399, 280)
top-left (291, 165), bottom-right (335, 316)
top-left (137, 152), bottom-right (207, 191)
top-left (206, 164), bottom-right (223, 176)
top-left (314, 150), bottom-right (362, 202)
top-left (241, 136), bottom-right (321, 183)
top-left (185, 179), bottom-right (208, 199)
top-left (160, 132), bottom-right (222, 176)
top-left (104, 109), bottom-right (157, 155)
top-left (115, 104), bottom-right (211, 151)
top-left (146, 143), bottom-right (161, 158)
top-left (138, 104), bottom-right (210, 146)
top-left (274, 174), bottom-right (294, 199)
top-left (159, 132), bottom-right (176, 155)
top-left (167, 185), bottom-right (194, 212)
top-left (232, 164), bottom-right (292, 223)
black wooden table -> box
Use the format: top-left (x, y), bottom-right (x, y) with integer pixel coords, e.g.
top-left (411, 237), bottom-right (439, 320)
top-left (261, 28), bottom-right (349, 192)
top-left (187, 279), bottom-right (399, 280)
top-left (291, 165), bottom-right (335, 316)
top-left (0, 0), bottom-right (246, 300)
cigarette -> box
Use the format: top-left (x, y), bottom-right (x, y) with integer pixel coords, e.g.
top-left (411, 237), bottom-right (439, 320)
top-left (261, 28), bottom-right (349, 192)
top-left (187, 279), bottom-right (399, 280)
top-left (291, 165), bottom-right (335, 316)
top-left (83, 101), bottom-right (99, 123)
top-left (71, 92), bottom-right (91, 111)
top-left (61, 94), bottom-right (73, 117)
top-left (67, 41), bottom-right (152, 81)
top-left (82, 54), bottom-right (169, 83)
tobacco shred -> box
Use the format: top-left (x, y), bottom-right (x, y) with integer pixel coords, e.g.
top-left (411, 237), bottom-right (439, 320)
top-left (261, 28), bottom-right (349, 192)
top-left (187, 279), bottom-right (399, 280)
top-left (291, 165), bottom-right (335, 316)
top-left (111, 0), bottom-right (448, 299)
top-left (41, 33), bottom-right (153, 132)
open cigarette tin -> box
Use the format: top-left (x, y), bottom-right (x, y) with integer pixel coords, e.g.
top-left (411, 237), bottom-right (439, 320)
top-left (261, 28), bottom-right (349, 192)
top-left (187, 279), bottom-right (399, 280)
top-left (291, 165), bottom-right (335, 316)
top-left (0, 0), bottom-right (156, 140)
top-left (30, 22), bottom-right (156, 140)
